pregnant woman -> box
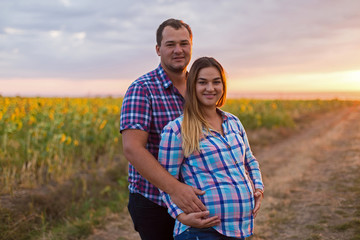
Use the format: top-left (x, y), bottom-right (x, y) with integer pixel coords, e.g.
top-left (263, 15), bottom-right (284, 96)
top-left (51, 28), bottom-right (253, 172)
top-left (158, 57), bottom-right (264, 239)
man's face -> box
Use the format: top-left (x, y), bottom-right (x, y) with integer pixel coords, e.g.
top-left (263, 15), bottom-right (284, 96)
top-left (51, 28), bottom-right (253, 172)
top-left (156, 26), bottom-right (192, 73)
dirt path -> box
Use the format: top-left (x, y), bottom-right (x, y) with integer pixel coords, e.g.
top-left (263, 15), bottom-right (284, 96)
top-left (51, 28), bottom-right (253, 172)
top-left (87, 105), bottom-right (360, 240)
top-left (252, 105), bottom-right (360, 240)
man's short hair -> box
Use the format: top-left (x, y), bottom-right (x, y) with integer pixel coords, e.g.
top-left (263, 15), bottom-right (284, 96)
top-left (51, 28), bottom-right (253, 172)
top-left (156, 18), bottom-right (192, 46)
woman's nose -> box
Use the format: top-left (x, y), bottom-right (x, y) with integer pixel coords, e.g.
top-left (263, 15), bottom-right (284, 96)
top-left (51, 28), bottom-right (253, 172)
top-left (206, 83), bottom-right (214, 91)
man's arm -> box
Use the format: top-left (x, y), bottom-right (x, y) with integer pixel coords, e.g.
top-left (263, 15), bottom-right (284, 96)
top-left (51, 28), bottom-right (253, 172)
top-left (122, 129), bottom-right (207, 213)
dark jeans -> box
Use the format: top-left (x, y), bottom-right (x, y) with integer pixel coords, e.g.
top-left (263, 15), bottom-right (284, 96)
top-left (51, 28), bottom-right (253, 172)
top-left (128, 193), bottom-right (175, 240)
top-left (175, 227), bottom-right (245, 240)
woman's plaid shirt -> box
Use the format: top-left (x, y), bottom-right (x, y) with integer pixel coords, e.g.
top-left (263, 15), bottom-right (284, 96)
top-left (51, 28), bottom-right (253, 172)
top-left (158, 110), bottom-right (264, 238)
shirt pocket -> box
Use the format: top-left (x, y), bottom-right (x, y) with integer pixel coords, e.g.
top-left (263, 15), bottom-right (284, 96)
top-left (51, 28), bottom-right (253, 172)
top-left (185, 137), bottom-right (231, 172)
top-left (225, 130), bottom-right (246, 165)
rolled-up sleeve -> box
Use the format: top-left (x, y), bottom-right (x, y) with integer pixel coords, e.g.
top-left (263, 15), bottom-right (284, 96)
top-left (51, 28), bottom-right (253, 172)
top-left (120, 82), bottom-right (152, 133)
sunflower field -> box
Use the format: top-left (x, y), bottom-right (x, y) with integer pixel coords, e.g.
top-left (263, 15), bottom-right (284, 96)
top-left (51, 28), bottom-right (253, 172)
top-left (0, 96), bottom-right (356, 194)
top-left (0, 97), bottom-right (122, 194)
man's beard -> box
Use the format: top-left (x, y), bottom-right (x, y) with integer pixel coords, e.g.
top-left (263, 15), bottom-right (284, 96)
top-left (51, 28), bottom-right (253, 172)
top-left (166, 63), bottom-right (188, 73)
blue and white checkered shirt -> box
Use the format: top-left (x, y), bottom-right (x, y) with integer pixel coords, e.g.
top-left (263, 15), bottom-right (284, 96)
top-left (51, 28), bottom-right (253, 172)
top-left (158, 110), bottom-right (264, 238)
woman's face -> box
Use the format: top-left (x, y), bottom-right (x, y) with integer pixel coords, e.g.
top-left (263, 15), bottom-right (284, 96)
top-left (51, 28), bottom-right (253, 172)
top-left (195, 66), bottom-right (224, 109)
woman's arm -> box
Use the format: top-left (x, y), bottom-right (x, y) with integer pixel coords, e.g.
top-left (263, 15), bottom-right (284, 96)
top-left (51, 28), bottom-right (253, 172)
top-left (237, 119), bottom-right (264, 217)
top-left (158, 123), bottom-right (219, 227)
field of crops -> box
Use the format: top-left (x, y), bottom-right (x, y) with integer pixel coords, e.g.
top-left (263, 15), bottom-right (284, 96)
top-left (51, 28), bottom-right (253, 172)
top-left (0, 97), bottom-right (122, 194)
top-left (0, 96), bottom-right (356, 194)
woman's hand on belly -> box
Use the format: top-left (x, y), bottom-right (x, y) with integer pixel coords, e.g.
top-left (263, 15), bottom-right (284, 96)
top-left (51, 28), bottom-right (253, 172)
top-left (177, 211), bottom-right (220, 228)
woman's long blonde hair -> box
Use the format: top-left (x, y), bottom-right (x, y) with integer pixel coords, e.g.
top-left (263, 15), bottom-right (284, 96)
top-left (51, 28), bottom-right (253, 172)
top-left (182, 57), bottom-right (227, 157)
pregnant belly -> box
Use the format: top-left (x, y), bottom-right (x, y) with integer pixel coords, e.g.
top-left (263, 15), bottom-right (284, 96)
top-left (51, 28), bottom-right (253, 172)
top-left (202, 185), bottom-right (254, 220)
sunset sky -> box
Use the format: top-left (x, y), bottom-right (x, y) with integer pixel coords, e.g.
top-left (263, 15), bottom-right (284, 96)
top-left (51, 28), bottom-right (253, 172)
top-left (1, 0), bottom-right (360, 99)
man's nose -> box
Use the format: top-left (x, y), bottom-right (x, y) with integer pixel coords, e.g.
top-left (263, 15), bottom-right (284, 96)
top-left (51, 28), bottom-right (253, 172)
top-left (174, 44), bottom-right (183, 53)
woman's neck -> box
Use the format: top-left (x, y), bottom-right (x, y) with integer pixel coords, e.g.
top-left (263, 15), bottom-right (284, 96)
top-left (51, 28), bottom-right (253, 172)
top-left (203, 107), bottom-right (223, 135)
top-left (202, 107), bottom-right (218, 121)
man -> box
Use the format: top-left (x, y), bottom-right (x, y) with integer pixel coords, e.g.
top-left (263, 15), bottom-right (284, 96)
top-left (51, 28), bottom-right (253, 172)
top-left (120, 18), bottom-right (214, 240)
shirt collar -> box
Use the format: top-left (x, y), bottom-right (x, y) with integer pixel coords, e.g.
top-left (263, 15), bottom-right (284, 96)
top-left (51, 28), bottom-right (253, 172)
top-left (156, 64), bottom-right (173, 89)
top-left (201, 108), bottom-right (229, 136)
top-left (217, 108), bottom-right (229, 122)
top-left (156, 64), bottom-right (189, 90)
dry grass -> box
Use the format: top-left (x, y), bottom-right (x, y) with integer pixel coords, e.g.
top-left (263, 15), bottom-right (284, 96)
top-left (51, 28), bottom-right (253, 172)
top-left (0, 155), bottom-right (129, 240)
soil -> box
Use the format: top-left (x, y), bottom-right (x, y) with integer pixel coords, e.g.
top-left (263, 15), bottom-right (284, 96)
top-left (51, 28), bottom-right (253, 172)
top-left (87, 105), bottom-right (360, 240)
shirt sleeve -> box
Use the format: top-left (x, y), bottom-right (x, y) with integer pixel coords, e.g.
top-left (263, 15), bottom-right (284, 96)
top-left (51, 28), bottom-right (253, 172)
top-left (158, 123), bottom-right (184, 218)
top-left (120, 82), bottom-right (152, 133)
top-left (238, 120), bottom-right (265, 192)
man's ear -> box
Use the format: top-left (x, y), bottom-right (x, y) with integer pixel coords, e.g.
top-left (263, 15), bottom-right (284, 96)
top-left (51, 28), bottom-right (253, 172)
top-left (155, 45), bottom-right (160, 56)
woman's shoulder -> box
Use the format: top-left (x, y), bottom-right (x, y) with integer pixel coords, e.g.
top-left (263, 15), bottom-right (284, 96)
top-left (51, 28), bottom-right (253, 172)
top-left (222, 110), bottom-right (241, 123)
top-left (162, 115), bottom-right (184, 135)
top-left (222, 110), bottom-right (245, 131)
top-left (223, 111), bottom-right (238, 120)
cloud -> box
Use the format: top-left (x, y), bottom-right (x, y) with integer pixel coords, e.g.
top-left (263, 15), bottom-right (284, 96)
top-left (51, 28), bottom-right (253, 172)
top-left (0, 0), bottom-right (359, 89)
top-left (4, 27), bottom-right (25, 35)
top-left (59, 0), bottom-right (71, 7)
top-left (72, 32), bottom-right (86, 43)
top-left (49, 30), bottom-right (62, 38)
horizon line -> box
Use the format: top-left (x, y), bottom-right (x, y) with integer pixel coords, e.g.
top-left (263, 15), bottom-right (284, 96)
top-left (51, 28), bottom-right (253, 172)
top-left (1, 91), bottom-right (360, 101)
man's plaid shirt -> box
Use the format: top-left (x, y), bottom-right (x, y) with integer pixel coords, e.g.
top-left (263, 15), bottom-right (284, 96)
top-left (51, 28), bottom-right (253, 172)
top-left (120, 64), bottom-right (185, 206)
